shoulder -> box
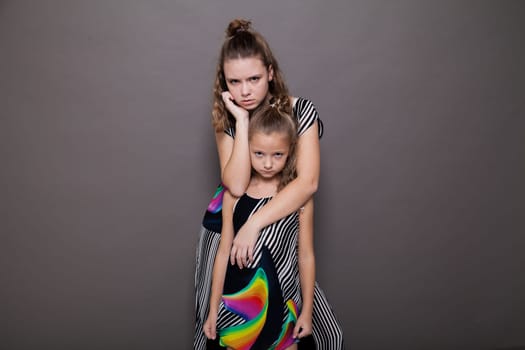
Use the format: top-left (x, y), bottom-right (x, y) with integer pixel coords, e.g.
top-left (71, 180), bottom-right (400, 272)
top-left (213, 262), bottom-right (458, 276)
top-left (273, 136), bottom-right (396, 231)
top-left (291, 96), bottom-right (324, 138)
top-left (292, 96), bottom-right (316, 112)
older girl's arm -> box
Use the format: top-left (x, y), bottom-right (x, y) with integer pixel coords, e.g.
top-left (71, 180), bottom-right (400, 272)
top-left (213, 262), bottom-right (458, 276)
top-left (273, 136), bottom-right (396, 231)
top-left (215, 92), bottom-right (252, 197)
top-left (230, 123), bottom-right (320, 265)
top-left (215, 123), bottom-right (251, 197)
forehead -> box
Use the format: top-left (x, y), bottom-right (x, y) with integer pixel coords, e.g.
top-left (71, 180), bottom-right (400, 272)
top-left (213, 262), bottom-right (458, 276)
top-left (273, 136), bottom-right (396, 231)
top-left (223, 56), bottom-right (267, 78)
top-left (250, 131), bottom-right (290, 149)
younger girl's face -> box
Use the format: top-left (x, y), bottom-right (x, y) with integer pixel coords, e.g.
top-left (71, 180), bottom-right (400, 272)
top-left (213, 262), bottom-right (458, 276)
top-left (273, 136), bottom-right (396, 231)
top-left (223, 57), bottom-right (273, 111)
top-left (249, 131), bottom-right (290, 179)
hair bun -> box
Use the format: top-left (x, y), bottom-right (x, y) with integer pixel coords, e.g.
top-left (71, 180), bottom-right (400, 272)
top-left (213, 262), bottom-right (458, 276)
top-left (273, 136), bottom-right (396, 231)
top-left (226, 18), bottom-right (252, 37)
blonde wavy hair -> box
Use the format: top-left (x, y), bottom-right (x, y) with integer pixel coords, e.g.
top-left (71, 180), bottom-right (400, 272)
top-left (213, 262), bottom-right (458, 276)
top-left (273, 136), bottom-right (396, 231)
top-left (248, 99), bottom-right (298, 191)
top-left (212, 19), bottom-right (291, 132)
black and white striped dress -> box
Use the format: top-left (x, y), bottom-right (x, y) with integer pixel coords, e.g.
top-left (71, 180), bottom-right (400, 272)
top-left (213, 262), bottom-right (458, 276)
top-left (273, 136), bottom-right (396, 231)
top-left (194, 98), bottom-right (344, 350)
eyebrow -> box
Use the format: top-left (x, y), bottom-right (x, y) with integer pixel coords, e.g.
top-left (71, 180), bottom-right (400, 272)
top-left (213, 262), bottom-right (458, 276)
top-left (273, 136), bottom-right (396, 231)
top-left (226, 73), bottom-right (263, 81)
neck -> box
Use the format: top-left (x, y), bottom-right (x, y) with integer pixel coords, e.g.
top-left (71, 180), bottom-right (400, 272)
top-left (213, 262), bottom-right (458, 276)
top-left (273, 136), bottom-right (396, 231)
top-left (247, 173), bottom-right (280, 198)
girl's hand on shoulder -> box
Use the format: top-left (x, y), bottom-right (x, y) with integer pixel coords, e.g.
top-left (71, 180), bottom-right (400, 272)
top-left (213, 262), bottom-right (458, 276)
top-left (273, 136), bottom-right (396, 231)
top-left (203, 312), bottom-right (218, 340)
top-left (221, 91), bottom-right (249, 122)
top-left (230, 220), bottom-right (259, 269)
top-left (293, 313), bottom-right (312, 339)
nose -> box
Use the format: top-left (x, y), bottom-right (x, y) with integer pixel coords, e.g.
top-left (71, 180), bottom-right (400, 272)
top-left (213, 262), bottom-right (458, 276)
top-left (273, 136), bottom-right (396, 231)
top-left (263, 157), bottom-right (272, 169)
top-left (241, 82), bottom-right (250, 97)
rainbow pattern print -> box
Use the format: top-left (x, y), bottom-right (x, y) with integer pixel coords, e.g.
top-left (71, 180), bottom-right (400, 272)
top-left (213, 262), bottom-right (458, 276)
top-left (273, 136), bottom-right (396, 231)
top-left (219, 268), bottom-right (269, 350)
top-left (207, 184), bottom-right (225, 214)
top-left (270, 299), bottom-right (299, 350)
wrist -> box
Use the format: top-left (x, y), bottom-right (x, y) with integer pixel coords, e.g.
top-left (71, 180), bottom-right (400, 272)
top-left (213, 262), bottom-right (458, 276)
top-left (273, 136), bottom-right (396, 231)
top-left (300, 302), bottom-right (313, 316)
top-left (235, 115), bottom-right (249, 128)
top-left (300, 307), bottom-right (313, 319)
top-left (248, 213), bottom-right (264, 232)
top-left (209, 299), bottom-right (220, 313)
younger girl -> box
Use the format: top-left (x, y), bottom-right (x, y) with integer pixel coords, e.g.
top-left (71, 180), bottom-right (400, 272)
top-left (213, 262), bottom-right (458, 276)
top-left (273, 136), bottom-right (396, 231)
top-left (204, 102), bottom-right (316, 350)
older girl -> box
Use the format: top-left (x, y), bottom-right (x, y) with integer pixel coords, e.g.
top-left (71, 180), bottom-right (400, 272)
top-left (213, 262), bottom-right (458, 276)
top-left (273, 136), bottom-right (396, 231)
top-left (195, 19), bottom-right (344, 350)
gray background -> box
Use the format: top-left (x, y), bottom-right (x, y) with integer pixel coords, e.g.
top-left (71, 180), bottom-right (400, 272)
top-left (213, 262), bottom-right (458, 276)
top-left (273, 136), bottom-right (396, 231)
top-left (2, 1), bottom-right (524, 349)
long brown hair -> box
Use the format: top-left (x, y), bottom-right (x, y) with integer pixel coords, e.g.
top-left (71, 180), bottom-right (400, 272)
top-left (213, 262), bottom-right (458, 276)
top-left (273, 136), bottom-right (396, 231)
top-left (212, 19), bottom-right (291, 132)
top-left (248, 99), bottom-right (298, 191)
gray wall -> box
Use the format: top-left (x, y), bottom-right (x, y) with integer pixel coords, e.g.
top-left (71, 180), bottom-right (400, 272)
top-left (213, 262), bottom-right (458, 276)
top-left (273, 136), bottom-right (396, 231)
top-left (2, 1), bottom-right (524, 349)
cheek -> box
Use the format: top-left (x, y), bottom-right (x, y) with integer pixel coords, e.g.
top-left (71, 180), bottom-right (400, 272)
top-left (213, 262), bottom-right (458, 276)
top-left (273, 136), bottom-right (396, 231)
top-left (278, 158), bottom-right (288, 168)
top-left (226, 83), bottom-right (239, 96)
top-left (258, 82), bottom-right (269, 94)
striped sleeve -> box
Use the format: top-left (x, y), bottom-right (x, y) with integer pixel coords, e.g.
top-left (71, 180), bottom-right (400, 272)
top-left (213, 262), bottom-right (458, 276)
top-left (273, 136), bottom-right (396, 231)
top-left (225, 127), bottom-right (235, 138)
top-left (294, 97), bottom-right (324, 138)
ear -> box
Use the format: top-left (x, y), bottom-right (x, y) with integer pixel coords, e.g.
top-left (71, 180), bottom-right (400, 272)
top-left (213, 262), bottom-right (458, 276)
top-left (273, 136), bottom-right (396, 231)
top-left (268, 65), bottom-right (274, 82)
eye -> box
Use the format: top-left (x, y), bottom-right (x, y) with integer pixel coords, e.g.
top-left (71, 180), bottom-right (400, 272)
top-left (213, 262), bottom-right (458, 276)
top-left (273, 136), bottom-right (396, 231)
top-left (254, 151), bottom-right (263, 157)
top-left (250, 76), bottom-right (261, 82)
top-left (228, 79), bottom-right (239, 85)
top-left (274, 153), bottom-right (284, 159)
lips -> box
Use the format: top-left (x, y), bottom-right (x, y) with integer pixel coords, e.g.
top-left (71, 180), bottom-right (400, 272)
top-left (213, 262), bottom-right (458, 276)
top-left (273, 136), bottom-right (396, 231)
top-left (241, 99), bottom-right (256, 106)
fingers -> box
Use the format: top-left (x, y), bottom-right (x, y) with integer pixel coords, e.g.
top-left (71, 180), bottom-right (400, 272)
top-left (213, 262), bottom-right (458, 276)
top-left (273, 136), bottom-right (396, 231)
top-left (230, 243), bottom-right (250, 269)
top-left (293, 323), bottom-right (300, 339)
top-left (221, 91), bottom-right (249, 121)
top-left (293, 323), bottom-right (306, 338)
top-left (237, 252), bottom-right (243, 269)
top-left (247, 245), bottom-right (254, 264)
top-left (240, 247), bottom-right (249, 268)
top-left (230, 232), bottom-right (258, 268)
top-left (230, 245), bottom-right (246, 269)
top-left (203, 320), bottom-right (216, 340)
top-left (210, 324), bottom-right (216, 340)
top-left (236, 248), bottom-right (247, 269)
top-left (230, 245), bottom-right (236, 266)
top-left (297, 327), bottom-right (308, 338)
top-left (221, 91), bottom-right (237, 111)
top-left (293, 320), bottom-right (312, 339)
top-left (221, 91), bottom-right (233, 104)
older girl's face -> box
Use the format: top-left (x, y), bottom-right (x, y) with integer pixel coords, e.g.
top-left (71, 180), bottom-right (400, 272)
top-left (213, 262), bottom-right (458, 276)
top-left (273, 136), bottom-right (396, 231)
top-left (223, 57), bottom-right (273, 111)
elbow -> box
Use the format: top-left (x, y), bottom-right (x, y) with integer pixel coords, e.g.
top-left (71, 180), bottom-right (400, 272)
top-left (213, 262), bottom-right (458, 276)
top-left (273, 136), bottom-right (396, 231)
top-left (221, 175), bottom-right (249, 197)
top-left (296, 167), bottom-right (319, 196)
top-left (300, 176), bottom-right (318, 197)
top-left (227, 185), bottom-right (245, 198)
top-left (309, 178), bottom-right (319, 195)
top-left (222, 179), bottom-right (247, 197)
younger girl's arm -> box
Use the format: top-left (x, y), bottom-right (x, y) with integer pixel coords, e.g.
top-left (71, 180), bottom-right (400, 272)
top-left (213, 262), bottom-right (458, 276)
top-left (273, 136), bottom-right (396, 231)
top-left (230, 122), bottom-right (321, 266)
top-left (203, 191), bottom-right (236, 340)
top-left (293, 197), bottom-right (315, 339)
